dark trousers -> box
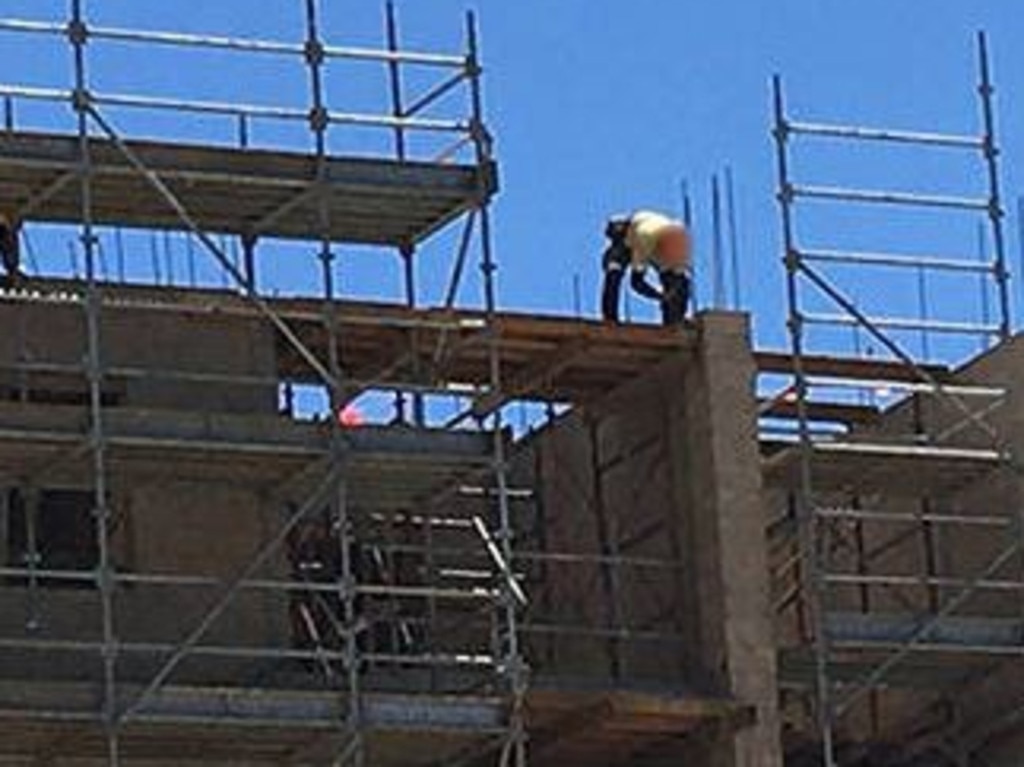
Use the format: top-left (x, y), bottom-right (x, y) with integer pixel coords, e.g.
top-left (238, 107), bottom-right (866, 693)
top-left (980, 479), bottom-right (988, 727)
top-left (602, 266), bottom-right (690, 326)
top-left (659, 271), bottom-right (690, 326)
top-left (601, 266), bottom-right (625, 322)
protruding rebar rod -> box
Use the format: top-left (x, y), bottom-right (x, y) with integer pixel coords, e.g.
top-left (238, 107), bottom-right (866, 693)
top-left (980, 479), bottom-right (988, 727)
top-left (679, 179), bottom-right (698, 310)
top-left (711, 173), bottom-right (725, 309)
top-left (725, 166), bottom-right (741, 309)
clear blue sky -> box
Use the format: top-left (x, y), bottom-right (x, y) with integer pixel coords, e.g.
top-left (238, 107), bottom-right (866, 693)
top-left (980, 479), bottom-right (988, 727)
top-left (3, 0), bottom-right (1023, 362)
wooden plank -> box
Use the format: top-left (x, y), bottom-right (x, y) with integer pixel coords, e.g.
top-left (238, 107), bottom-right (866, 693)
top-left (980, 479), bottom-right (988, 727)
top-left (760, 399), bottom-right (882, 426)
top-left (756, 350), bottom-right (952, 383)
top-left (524, 689), bottom-right (752, 767)
top-left (527, 699), bottom-right (616, 760)
top-left (2, 279), bottom-right (699, 405)
top-left (763, 442), bottom-right (1001, 496)
top-left (470, 339), bottom-right (592, 418)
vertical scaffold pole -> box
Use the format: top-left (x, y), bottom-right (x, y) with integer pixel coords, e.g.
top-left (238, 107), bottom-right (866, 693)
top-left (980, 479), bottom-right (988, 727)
top-left (385, 1), bottom-right (407, 163)
top-left (385, 3), bottom-right (425, 426)
top-left (772, 74), bottom-right (835, 767)
top-left (402, 243), bottom-right (426, 425)
top-left (303, 2), bottom-right (361, 765)
top-left (69, 0), bottom-right (120, 763)
top-left (977, 30), bottom-right (1011, 341)
top-left (386, 2), bottom-right (408, 423)
top-left (466, 12), bottom-right (526, 767)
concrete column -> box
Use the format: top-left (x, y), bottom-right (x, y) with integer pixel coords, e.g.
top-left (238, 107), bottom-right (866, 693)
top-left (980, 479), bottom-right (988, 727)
top-left (675, 311), bottom-right (782, 766)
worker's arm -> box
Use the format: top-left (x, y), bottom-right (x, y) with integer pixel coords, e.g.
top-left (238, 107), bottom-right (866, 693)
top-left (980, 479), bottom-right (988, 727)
top-left (629, 268), bottom-right (663, 301)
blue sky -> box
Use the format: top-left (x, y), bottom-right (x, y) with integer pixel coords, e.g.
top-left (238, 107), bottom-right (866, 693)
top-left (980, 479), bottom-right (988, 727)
top-left (1, 0), bottom-right (1022, 363)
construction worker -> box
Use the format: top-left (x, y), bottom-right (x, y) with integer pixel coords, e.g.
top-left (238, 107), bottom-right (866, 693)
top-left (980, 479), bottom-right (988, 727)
top-left (0, 214), bottom-right (20, 286)
top-left (600, 210), bottom-right (692, 326)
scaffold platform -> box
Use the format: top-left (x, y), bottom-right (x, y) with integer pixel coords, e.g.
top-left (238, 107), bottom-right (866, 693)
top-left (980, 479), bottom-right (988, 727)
top-left (0, 679), bottom-right (749, 767)
top-left (0, 279), bottom-right (700, 408)
top-left (0, 130), bottom-right (494, 247)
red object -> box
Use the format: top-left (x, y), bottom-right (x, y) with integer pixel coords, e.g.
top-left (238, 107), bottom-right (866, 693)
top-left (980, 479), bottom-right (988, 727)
top-left (338, 405), bottom-right (365, 427)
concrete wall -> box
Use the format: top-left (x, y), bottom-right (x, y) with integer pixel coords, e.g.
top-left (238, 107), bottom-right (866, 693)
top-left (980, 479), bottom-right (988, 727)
top-left (0, 478), bottom-right (293, 688)
top-left (913, 335), bottom-right (1024, 762)
top-left (0, 300), bottom-right (293, 687)
top-left (770, 333), bottom-right (1024, 759)
top-left (518, 312), bottom-right (783, 767)
top-left (0, 300), bottom-right (278, 414)
top-left (817, 337), bottom-right (1024, 623)
top-left (0, 299), bottom-right (788, 763)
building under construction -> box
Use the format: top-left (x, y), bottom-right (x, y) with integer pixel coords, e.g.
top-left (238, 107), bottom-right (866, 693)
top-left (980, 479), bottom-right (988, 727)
top-left (0, 4), bottom-right (1022, 767)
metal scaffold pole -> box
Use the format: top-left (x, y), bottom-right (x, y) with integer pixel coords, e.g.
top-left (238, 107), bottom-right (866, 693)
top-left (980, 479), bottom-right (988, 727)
top-left (302, 1), bottom-right (363, 764)
top-left (977, 30), bottom-right (1011, 340)
top-left (465, 13), bottom-right (527, 767)
top-left (770, 31), bottom-right (1019, 764)
top-left (384, 2), bottom-right (425, 428)
top-left (772, 74), bottom-right (836, 767)
top-left (68, 1), bottom-right (121, 764)
top-left (0, 0), bottom-right (536, 761)
top-left (384, 1), bottom-right (407, 163)
top-left (385, 1), bottom-right (409, 425)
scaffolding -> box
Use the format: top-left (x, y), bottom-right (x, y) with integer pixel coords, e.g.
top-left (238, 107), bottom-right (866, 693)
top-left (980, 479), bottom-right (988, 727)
top-left (0, 2), bottom-right (527, 765)
top-left (769, 31), bottom-right (1023, 766)
top-left (0, 4), bottom-right (737, 765)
